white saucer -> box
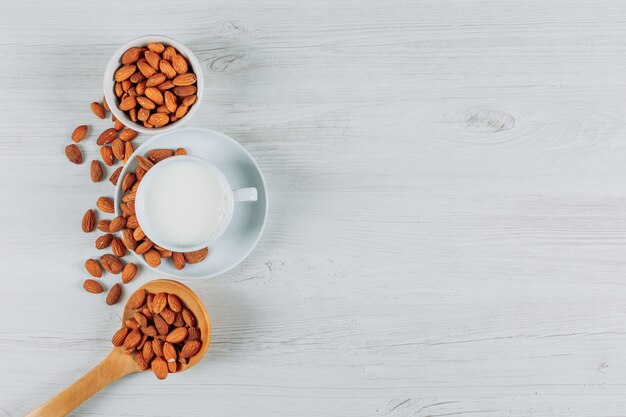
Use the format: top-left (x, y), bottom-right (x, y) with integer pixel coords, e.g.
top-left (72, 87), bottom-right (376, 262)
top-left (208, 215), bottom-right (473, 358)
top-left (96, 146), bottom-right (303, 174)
top-left (114, 128), bottom-right (268, 279)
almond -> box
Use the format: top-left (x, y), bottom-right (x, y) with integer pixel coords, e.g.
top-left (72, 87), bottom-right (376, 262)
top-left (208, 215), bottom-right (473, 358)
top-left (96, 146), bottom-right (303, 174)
top-left (114, 65), bottom-right (136, 82)
top-left (85, 259), bottom-right (102, 278)
top-left (182, 308), bottom-right (196, 327)
top-left (142, 340), bottom-right (155, 362)
top-left (95, 129), bottom-right (116, 147)
top-left (166, 294), bottom-right (182, 313)
top-left (148, 113), bottom-right (169, 128)
top-left (144, 87), bottom-right (164, 105)
top-left (162, 46), bottom-right (177, 61)
top-left (90, 160), bottom-right (103, 182)
top-left (100, 146), bottom-right (114, 166)
top-left (129, 107), bottom-right (138, 122)
top-left (154, 245), bottom-right (173, 258)
top-left (136, 166), bottom-right (146, 181)
top-left (122, 262), bottom-right (138, 284)
top-left (119, 96), bottom-right (137, 111)
top-left (100, 254), bottom-right (123, 274)
top-left (160, 306), bottom-right (175, 324)
top-left (96, 197), bottom-right (115, 213)
top-left (130, 71), bottom-right (145, 84)
top-left (114, 82), bottom-right (123, 98)
top-left (65, 144), bottom-right (83, 164)
top-left (172, 73), bottom-right (196, 86)
top-left (166, 327), bottom-right (188, 343)
top-left (111, 237), bottom-right (127, 257)
top-left (111, 327), bottom-right (129, 346)
top-left (157, 80), bottom-right (175, 91)
top-left (83, 279), bottom-right (104, 294)
top-left (152, 338), bottom-right (164, 356)
top-left (184, 248), bottom-right (208, 264)
top-left (90, 102), bottom-right (106, 119)
top-left (134, 82), bottom-right (146, 97)
top-left (95, 233), bottom-right (113, 249)
top-left (121, 229), bottom-right (137, 252)
top-left (146, 149), bottom-right (174, 163)
top-left (125, 318), bottom-right (139, 330)
top-left (173, 312), bottom-right (185, 327)
top-left (145, 50), bottom-right (161, 70)
top-left (119, 128), bottom-right (138, 141)
top-left (175, 104), bottom-right (189, 119)
top-left (121, 173), bottom-right (136, 193)
top-left (151, 356), bottom-right (168, 380)
top-left (163, 342), bottom-right (177, 363)
top-left (133, 311), bottom-right (148, 328)
top-left (114, 117), bottom-right (125, 131)
top-left (180, 340), bottom-right (202, 359)
top-left (135, 352), bottom-right (149, 371)
top-left (154, 314), bottom-right (169, 335)
top-left (135, 238), bottom-right (153, 255)
top-left (72, 125), bottom-right (88, 143)
top-left (97, 219), bottom-right (111, 232)
top-left (126, 215), bottom-right (139, 229)
top-left (164, 91), bottom-right (177, 114)
top-left (171, 55), bottom-right (189, 74)
top-left (138, 107), bottom-right (150, 121)
top-left (137, 96), bottom-right (155, 110)
top-left (144, 249), bottom-right (161, 267)
top-left (109, 166), bottom-right (122, 185)
top-left (106, 283), bottom-right (122, 305)
top-left (187, 327), bottom-right (201, 341)
top-left (133, 226), bottom-right (146, 241)
top-left (123, 328), bottom-right (142, 349)
top-left (124, 141), bottom-right (134, 163)
top-left (146, 72), bottom-right (167, 87)
top-left (147, 42), bottom-right (165, 53)
top-left (153, 292), bottom-right (168, 315)
top-left (182, 95), bottom-right (197, 106)
top-left (109, 216), bottom-right (126, 233)
top-left (121, 47), bottom-right (142, 65)
top-left (167, 361), bottom-right (178, 373)
top-left (159, 59), bottom-right (177, 79)
top-left (82, 209), bottom-right (96, 233)
top-left (173, 85), bottom-right (196, 97)
top-left (122, 192), bottom-right (136, 206)
top-left (121, 79), bottom-right (131, 92)
top-left (126, 289), bottom-right (146, 311)
top-left (137, 59), bottom-right (157, 78)
top-left (174, 147), bottom-right (187, 156)
top-left (172, 252), bottom-right (186, 270)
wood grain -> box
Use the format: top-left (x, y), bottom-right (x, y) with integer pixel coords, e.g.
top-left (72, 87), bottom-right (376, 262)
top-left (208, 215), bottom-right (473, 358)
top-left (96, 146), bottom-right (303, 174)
top-left (2, 0), bottom-right (626, 416)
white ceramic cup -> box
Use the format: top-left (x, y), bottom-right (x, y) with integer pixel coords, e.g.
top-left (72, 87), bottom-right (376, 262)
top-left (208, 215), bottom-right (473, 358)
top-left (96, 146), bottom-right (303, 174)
top-left (135, 155), bottom-right (258, 252)
top-left (103, 35), bottom-right (204, 134)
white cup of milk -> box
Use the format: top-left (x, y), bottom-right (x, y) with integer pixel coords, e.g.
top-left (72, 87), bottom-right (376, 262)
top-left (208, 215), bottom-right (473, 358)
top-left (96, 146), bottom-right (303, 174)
top-left (135, 155), bottom-right (258, 252)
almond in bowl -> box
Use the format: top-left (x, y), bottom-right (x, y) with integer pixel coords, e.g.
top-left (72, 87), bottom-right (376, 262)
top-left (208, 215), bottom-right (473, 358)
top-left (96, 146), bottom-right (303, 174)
top-left (103, 36), bottom-right (204, 134)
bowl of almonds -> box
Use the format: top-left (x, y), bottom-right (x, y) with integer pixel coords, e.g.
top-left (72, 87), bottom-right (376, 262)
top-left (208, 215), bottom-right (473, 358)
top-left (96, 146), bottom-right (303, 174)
top-left (103, 35), bottom-right (204, 133)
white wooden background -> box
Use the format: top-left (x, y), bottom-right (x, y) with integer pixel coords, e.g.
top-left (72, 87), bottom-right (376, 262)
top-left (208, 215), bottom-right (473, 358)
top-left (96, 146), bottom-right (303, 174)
top-left (2, 0), bottom-right (626, 415)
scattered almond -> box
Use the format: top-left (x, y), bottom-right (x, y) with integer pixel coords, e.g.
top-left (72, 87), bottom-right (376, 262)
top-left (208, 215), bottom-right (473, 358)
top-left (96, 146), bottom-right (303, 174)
top-left (65, 144), bottom-right (83, 164)
top-left (83, 279), bottom-right (104, 294)
top-left (85, 259), bottom-right (102, 278)
top-left (72, 125), bottom-right (88, 143)
top-left (90, 102), bottom-right (106, 119)
top-left (106, 283), bottom-right (122, 305)
top-left (82, 209), bottom-right (96, 233)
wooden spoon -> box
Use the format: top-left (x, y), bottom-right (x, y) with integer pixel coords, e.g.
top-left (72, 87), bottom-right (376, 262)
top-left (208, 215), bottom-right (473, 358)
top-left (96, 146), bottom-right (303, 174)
top-left (26, 279), bottom-right (211, 417)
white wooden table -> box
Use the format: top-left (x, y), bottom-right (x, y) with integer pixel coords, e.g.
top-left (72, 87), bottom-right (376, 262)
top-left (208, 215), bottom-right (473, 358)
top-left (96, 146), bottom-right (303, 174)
top-left (2, 1), bottom-right (626, 415)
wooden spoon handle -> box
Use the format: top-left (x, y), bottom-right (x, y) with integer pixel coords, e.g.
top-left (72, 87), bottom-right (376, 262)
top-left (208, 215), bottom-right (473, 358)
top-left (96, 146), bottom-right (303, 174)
top-left (26, 350), bottom-right (137, 417)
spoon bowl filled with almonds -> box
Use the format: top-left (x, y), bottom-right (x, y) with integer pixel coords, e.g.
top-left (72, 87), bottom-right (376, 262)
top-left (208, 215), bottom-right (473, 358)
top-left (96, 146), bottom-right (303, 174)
top-left (25, 279), bottom-right (210, 417)
top-left (103, 35), bottom-right (204, 133)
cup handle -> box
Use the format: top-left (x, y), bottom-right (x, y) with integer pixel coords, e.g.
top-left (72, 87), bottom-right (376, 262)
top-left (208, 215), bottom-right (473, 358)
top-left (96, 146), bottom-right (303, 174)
top-left (233, 187), bottom-right (258, 202)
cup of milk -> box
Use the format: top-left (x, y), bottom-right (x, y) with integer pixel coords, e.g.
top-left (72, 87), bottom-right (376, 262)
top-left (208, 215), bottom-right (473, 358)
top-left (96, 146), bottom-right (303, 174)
top-left (135, 155), bottom-right (258, 252)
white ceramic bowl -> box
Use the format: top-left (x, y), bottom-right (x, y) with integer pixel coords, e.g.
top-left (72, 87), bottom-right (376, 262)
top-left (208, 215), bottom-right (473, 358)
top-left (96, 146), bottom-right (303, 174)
top-left (103, 35), bottom-right (204, 134)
